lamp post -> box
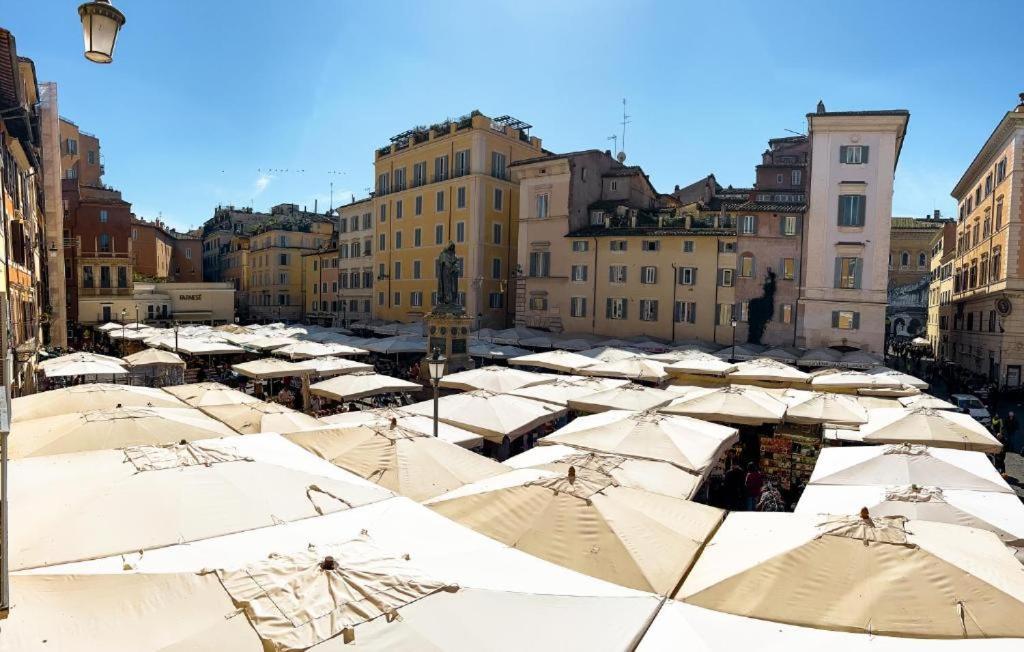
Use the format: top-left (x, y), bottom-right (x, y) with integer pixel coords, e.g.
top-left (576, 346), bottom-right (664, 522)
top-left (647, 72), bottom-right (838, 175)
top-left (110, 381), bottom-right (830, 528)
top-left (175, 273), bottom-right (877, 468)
top-left (134, 304), bottom-right (139, 327)
top-left (730, 319), bottom-right (738, 362)
top-left (120, 307), bottom-right (127, 356)
top-left (427, 347), bottom-right (447, 438)
top-left (78, 0), bottom-right (126, 64)
top-left (173, 321), bottom-right (180, 354)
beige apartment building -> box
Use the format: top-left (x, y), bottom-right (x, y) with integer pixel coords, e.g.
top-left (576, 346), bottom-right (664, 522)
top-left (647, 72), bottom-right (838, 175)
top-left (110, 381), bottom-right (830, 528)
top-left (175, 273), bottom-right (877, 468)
top-left (247, 218), bottom-right (334, 321)
top-left (336, 197), bottom-right (374, 324)
top-left (222, 233), bottom-right (251, 320)
top-left (371, 111), bottom-right (543, 327)
top-left (887, 215), bottom-right (948, 338)
top-left (948, 96), bottom-right (1024, 386)
top-left (58, 116), bottom-right (102, 186)
top-left (927, 222), bottom-right (956, 359)
top-left (512, 151), bottom-right (740, 343)
top-left (301, 249), bottom-right (340, 326)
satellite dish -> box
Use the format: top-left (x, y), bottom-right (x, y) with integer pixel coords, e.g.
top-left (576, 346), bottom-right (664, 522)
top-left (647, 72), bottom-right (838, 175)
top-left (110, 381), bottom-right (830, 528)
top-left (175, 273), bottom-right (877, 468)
top-left (616, 151), bottom-right (626, 163)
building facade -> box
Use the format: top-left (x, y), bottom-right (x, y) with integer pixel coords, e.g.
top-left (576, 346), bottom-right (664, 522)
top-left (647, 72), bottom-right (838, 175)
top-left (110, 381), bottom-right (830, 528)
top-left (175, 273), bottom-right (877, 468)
top-left (371, 111), bottom-right (542, 327)
top-left (336, 197), bottom-right (373, 325)
top-left (887, 215), bottom-right (948, 339)
top-left (58, 116), bottom-right (102, 186)
top-left (927, 221), bottom-right (956, 358)
top-left (38, 81), bottom-right (66, 348)
top-left (797, 106), bottom-right (910, 354)
top-left (301, 249), bottom-right (341, 326)
top-left (947, 97), bottom-right (1024, 385)
top-left (132, 216), bottom-right (202, 282)
top-left (246, 214), bottom-right (334, 322)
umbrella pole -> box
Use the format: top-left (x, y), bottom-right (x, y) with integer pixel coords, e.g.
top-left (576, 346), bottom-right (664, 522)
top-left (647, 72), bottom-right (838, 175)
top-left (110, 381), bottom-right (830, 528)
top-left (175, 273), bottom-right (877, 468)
top-left (0, 349), bottom-right (11, 615)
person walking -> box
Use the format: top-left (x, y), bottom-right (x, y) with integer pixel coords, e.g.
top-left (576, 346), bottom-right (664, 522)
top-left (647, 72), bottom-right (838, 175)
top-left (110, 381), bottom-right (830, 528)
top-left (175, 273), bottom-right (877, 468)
top-left (1005, 411), bottom-right (1020, 454)
top-left (723, 461), bottom-right (746, 511)
top-left (744, 462), bottom-right (764, 511)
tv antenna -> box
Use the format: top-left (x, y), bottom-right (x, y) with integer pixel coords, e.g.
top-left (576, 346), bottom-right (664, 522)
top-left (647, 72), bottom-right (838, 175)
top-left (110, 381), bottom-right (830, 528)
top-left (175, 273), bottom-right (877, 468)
top-left (607, 134), bottom-right (618, 155)
top-left (618, 98), bottom-right (631, 162)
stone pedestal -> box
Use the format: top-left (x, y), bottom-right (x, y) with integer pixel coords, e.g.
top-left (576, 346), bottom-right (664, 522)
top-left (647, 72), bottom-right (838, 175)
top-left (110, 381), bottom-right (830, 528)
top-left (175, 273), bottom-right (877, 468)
top-left (422, 310), bottom-right (475, 377)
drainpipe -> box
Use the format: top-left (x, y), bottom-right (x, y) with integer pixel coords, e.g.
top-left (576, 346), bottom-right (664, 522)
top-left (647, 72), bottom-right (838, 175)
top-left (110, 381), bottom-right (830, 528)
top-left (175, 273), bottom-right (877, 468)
top-left (671, 263), bottom-right (678, 343)
top-left (591, 236), bottom-right (599, 332)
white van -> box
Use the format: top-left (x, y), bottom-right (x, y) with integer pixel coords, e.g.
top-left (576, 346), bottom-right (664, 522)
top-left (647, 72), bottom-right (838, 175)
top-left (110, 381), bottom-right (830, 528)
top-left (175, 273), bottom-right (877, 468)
top-left (950, 394), bottom-right (992, 426)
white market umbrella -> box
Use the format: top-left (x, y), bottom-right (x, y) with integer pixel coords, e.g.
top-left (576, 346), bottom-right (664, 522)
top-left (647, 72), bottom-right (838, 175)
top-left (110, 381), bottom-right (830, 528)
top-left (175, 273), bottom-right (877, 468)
top-left (809, 370), bottom-right (904, 391)
top-left (426, 466), bottom-right (725, 594)
top-left (898, 393), bottom-right (956, 410)
top-left (550, 337), bottom-right (597, 352)
top-left (507, 377), bottom-right (629, 407)
top-left (783, 391), bottom-right (868, 426)
top-left (808, 443), bottom-right (1014, 493)
top-left (12, 383), bottom-right (185, 422)
top-left (663, 351), bottom-right (737, 377)
top-left (580, 356), bottom-right (669, 383)
top-left (163, 382), bottom-right (261, 408)
top-left (320, 407), bottom-right (484, 448)
top-left (37, 352), bottom-right (126, 378)
top-left (245, 335), bottom-right (300, 352)
top-left (310, 372), bottom-right (421, 402)
top-left (509, 350), bottom-right (598, 373)
top-left (122, 348), bottom-right (185, 368)
top-left (304, 356), bottom-right (373, 377)
top-left (439, 365), bottom-right (557, 394)
top-left (858, 407), bottom-right (1002, 452)
top-left (797, 347), bottom-right (842, 367)
top-left (404, 390), bottom-right (565, 443)
top-left (728, 358), bottom-right (809, 384)
top-left (233, 358), bottom-right (316, 380)
top-left (272, 341), bottom-right (367, 360)
top-left (670, 340), bottom-right (720, 354)
top-left (661, 386), bottom-right (786, 425)
top-left (9, 405), bottom-right (238, 458)
top-left (468, 342), bottom-right (531, 360)
top-left (169, 338), bottom-right (245, 356)
top-left (837, 349), bottom-right (883, 369)
top-left (759, 347), bottom-right (801, 364)
top-left (364, 336), bottom-right (428, 355)
top-left (491, 326), bottom-right (546, 345)
top-left (713, 343), bottom-right (761, 361)
top-left (200, 401), bottom-right (324, 434)
top-left (677, 511), bottom-right (1024, 638)
top-left (577, 346), bottom-right (645, 363)
top-left (567, 382), bottom-right (678, 414)
top-left (543, 409), bottom-right (738, 476)
top-left (867, 366), bottom-right (929, 390)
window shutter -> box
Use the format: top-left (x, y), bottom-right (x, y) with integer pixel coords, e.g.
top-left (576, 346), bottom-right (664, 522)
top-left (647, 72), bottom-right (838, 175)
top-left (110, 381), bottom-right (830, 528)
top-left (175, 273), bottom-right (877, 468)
top-left (779, 258), bottom-right (785, 278)
top-left (831, 311), bottom-right (840, 328)
top-left (854, 257), bottom-right (863, 289)
top-left (678, 268), bottom-right (684, 285)
top-left (857, 196), bottom-right (866, 225)
top-left (718, 269), bottom-right (723, 286)
top-left (606, 298), bottom-right (612, 318)
top-left (689, 303), bottom-right (696, 323)
top-left (852, 312), bottom-right (861, 329)
top-left (861, 146), bottom-right (869, 164)
top-left (833, 258), bottom-right (842, 288)
top-left (692, 268), bottom-right (697, 285)
top-left (751, 215), bottom-right (759, 234)
top-left (621, 267), bottom-right (627, 283)
top-left (839, 146), bottom-right (847, 163)
top-left (779, 217), bottom-right (786, 236)
top-left (794, 258), bottom-right (801, 283)
top-left (837, 196), bottom-right (845, 225)
top-left (621, 300), bottom-right (628, 320)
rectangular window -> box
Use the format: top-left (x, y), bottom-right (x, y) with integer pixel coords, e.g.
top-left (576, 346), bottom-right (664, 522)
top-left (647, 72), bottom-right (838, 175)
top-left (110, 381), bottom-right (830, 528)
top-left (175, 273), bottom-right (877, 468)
top-left (639, 299), bottom-right (659, 322)
top-left (435, 224), bottom-right (444, 244)
top-left (100, 266), bottom-right (111, 288)
top-left (493, 223), bottom-right (502, 244)
top-left (606, 298), bottom-right (627, 320)
top-left (674, 301), bottom-right (696, 323)
top-left (683, 240), bottom-right (694, 253)
top-left (781, 258), bottom-right (795, 280)
top-left (835, 257), bottom-right (862, 289)
top-left (838, 194), bottom-right (866, 226)
top-left (454, 149), bottom-right (470, 176)
top-left (378, 233), bottom-right (386, 251)
top-left (782, 215), bottom-right (798, 235)
top-left (393, 292), bottom-right (401, 306)
top-left (610, 240), bottom-right (628, 252)
top-left (456, 222), bottom-right (465, 243)
top-left (571, 264), bottom-right (588, 282)
top-left (395, 200), bottom-right (404, 219)
top-left (739, 255), bottom-right (754, 277)
top-left (117, 266), bottom-right (128, 288)
top-left (996, 199), bottom-right (1003, 231)
top-left (572, 240), bottom-right (589, 252)
top-left (362, 213), bottom-right (372, 229)
top-left (411, 291), bottom-right (423, 307)
top-left (489, 292), bottom-right (504, 309)
top-left (434, 155), bottom-right (449, 182)
top-left (414, 195), bottom-right (423, 216)
top-left (739, 215), bottom-right (757, 234)
top-left (781, 303), bottom-right (793, 324)
top-left (839, 145), bottom-right (868, 164)
top-left (436, 191), bottom-right (445, 212)
top-left (833, 310), bottom-right (860, 329)
top-left (716, 303), bottom-right (734, 325)
top-left (413, 161), bottom-right (427, 187)
top-left (791, 169), bottom-right (802, 186)
top-left (493, 188), bottom-right (503, 211)
top-left (83, 265), bottom-right (94, 288)
top-left (529, 252), bottom-right (551, 277)
top-left (394, 231), bottom-right (403, 249)
top-left (641, 266), bottom-right (657, 284)
top-left (393, 261), bottom-right (401, 280)
top-left (529, 295), bottom-right (548, 311)
top-left (99, 210), bottom-right (108, 223)
top-left (379, 204), bottom-right (387, 222)
top-left (570, 296), bottom-right (587, 318)
top-left (609, 265), bottom-right (627, 284)
top-left (536, 193), bottom-right (549, 219)
top-left (414, 228), bottom-right (422, 247)
top-left (491, 258), bottom-right (501, 280)
top-left (678, 267), bottom-right (696, 285)
top-left (737, 301), bottom-right (750, 322)
top-left (642, 240), bottom-right (660, 252)
top-left (491, 152), bottom-right (507, 180)
top-left (377, 172), bottom-right (390, 195)
top-left (98, 233), bottom-right (111, 252)
top-left (720, 268), bottom-right (734, 287)
top-left (456, 186), bottom-right (466, 209)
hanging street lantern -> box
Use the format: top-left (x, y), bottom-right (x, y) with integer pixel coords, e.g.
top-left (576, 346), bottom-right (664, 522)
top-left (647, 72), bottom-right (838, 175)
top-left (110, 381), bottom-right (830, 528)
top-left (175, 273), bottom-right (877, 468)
top-left (78, 0), bottom-right (126, 64)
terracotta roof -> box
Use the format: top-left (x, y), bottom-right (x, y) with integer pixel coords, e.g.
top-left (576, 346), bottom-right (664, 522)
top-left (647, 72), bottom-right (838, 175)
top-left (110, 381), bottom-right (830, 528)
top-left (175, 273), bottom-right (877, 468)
top-left (509, 149), bottom-right (609, 168)
top-left (807, 109), bottom-right (910, 118)
top-left (567, 226), bottom-right (732, 238)
top-left (723, 201), bottom-right (806, 213)
top-left (891, 217), bottom-right (950, 229)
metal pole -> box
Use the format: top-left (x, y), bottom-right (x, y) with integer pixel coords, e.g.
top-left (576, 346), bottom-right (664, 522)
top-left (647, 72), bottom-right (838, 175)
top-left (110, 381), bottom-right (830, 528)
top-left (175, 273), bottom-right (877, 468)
top-left (1, 323), bottom-right (12, 615)
top-left (731, 320), bottom-right (737, 362)
top-left (432, 380), bottom-right (439, 437)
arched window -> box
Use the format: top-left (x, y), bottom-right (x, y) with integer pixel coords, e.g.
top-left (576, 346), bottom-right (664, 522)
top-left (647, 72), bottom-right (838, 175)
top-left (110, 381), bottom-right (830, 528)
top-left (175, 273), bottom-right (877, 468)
top-left (918, 252), bottom-right (927, 268)
top-left (739, 253), bottom-right (755, 277)
top-left (992, 246), bottom-right (1002, 280)
top-left (900, 251), bottom-right (909, 266)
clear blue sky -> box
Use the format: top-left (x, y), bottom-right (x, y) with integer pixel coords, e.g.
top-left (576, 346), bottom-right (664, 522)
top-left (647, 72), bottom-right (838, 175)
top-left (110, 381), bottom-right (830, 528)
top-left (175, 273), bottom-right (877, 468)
top-left (6, 0), bottom-right (1021, 231)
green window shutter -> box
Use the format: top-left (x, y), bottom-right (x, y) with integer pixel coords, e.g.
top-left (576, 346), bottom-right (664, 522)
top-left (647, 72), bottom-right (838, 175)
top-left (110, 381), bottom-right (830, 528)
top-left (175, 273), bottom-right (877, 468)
top-left (621, 300), bottom-right (628, 321)
top-left (608, 266), bottom-right (615, 282)
top-left (857, 196), bottom-right (866, 225)
top-left (831, 311), bottom-right (840, 328)
top-left (606, 298), bottom-right (612, 318)
top-left (861, 146), bottom-right (869, 164)
top-left (692, 268), bottom-right (697, 285)
top-left (834, 257), bottom-right (842, 288)
top-left (837, 196), bottom-right (845, 225)
top-left (795, 215), bottom-right (803, 234)
top-left (854, 257), bottom-right (863, 289)
top-left (689, 303), bottom-right (696, 323)
top-left (751, 215), bottom-right (759, 233)
top-left (839, 145), bottom-right (848, 163)
top-left (852, 312), bottom-right (861, 329)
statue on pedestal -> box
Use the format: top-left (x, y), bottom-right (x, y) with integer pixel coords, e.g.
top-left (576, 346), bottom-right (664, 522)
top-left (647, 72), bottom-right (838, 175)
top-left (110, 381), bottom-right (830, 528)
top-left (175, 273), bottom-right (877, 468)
top-left (436, 242), bottom-right (462, 313)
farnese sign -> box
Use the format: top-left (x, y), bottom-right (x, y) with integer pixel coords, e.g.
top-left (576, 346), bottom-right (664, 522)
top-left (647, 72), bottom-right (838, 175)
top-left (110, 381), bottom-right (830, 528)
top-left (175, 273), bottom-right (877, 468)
top-left (179, 294), bottom-right (202, 301)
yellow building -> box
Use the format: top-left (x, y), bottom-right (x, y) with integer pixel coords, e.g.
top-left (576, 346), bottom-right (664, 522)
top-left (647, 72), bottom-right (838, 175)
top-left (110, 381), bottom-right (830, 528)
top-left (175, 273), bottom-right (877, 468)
top-left (336, 197), bottom-right (374, 324)
top-left (927, 222), bottom-right (955, 359)
top-left (58, 116), bottom-right (103, 186)
top-left (222, 233), bottom-right (250, 320)
top-left (371, 111), bottom-right (543, 328)
top-left (247, 219), bottom-right (334, 321)
top-left (948, 96), bottom-right (1024, 385)
top-left (301, 248), bottom-right (340, 326)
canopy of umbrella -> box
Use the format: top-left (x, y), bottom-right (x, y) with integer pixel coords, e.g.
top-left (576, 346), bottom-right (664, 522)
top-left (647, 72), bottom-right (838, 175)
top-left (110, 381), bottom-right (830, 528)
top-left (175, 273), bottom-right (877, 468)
top-left (37, 352), bottom-right (127, 378)
top-left (12, 383), bottom-right (186, 421)
top-left (404, 390), bottom-right (565, 443)
top-left (320, 407), bottom-right (485, 448)
top-left (310, 372), bottom-right (421, 402)
top-left (439, 365), bottom-right (557, 394)
top-left (200, 400), bottom-right (324, 434)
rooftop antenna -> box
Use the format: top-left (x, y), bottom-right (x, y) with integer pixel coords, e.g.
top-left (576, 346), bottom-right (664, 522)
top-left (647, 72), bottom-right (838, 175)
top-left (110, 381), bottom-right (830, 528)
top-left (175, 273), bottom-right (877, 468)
top-left (618, 98), bottom-right (631, 163)
top-left (783, 128), bottom-right (804, 136)
top-left (607, 134), bottom-right (618, 155)
top-left (329, 181), bottom-right (334, 213)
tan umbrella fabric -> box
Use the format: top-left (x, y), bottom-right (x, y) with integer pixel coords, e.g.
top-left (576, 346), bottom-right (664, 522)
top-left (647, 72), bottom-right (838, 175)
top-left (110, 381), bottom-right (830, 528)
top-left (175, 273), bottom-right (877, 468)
top-left (164, 381), bottom-right (262, 407)
top-left (899, 394), bottom-right (957, 410)
top-left (507, 377), bottom-right (629, 407)
top-left (426, 466), bottom-right (725, 594)
top-left (784, 391), bottom-right (868, 425)
top-left (868, 366), bottom-right (929, 389)
top-left (233, 357), bottom-right (317, 379)
top-left (305, 356), bottom-right (373, 377)
top-left (543, 409), bottom-right (738, 476)
top-left (320, 408), bottom-right (484, 448)
top-left (859, 407), bottom-right (1001, 452)
top-left (310, 372), bottom-right (421, 402)
top-left (202, 401), bottom-right (323, 434)
top-left (508, 350), bottom-right (598, 373)
top-left (272, 341), bottom-right (368, 360)
top-left (286, 424), bottom-right (507, 501)
top-left (246, 335), bottom-right (300, 351)
top-left (567, 382), bottom-right (677, 414)
top-left (12, 383), bottom-right (186, 422)
top-left (577, 346), bottom-right (645, 363)
top-left (439, 365), bottom-right (556, 393)
top-left (38, 352), bottom-right (127, 377)
top-left (9, 406), bottom-right (238, 459)
top-left (166, 338), bottom-right (245, 355)
top-left (728, 358), bottom-right (809, 384)
top-left (857, 384), bottom-right (921, 398)
top-left (506, 444), bottom-right (704, 499)
top-left (663, 351), bottom-right (737, 377)
top-left (677, 512), bottom-right (1024, 638)
top-left (580, 356), bottom-right (669, 383)
top-left (7, 439), bottom-right (391, 570)
top-left (404, 390), bottom-right (565, 443)
top-left (661, 386), bottom-right (786, 425)
top-left (123, 348), bottom-right (186, 367)
top-left (810, 370), bottom-right (904, 391)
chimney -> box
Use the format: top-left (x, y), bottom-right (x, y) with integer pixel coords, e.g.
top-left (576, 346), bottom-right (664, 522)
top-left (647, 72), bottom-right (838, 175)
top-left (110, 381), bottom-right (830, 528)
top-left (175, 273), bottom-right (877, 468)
top-left (933, 209), bottom-right (941, 219)
top-left (1017, 92), bottom-right (1024, 113)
